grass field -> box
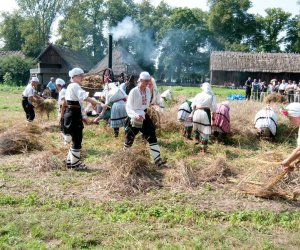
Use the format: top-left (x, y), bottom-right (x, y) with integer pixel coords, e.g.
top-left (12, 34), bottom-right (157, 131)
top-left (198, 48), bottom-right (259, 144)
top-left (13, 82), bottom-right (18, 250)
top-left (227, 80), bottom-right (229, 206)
top-left (0, 84), bottom-right (299, 249)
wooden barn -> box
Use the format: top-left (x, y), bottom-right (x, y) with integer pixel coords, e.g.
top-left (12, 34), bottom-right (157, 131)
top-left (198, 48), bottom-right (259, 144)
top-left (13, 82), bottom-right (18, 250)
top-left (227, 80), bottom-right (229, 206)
top-left (88, 46), bottom-right (143, 78)
top-left (30, 44), bottom-right (93, 87)
top-left (210, 51), bottom-right (300, 86)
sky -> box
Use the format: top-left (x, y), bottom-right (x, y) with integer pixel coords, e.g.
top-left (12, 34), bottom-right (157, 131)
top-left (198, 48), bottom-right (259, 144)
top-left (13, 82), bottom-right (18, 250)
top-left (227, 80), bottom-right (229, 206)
top-left (1, 0), bottom-right (299, 16)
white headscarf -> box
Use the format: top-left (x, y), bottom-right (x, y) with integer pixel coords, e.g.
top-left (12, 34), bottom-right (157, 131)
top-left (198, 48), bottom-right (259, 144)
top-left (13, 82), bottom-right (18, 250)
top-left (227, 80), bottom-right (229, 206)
top-left (285, 103), bottom-right (300, 117)
top-left (201, 82), bottom-right (213, 95)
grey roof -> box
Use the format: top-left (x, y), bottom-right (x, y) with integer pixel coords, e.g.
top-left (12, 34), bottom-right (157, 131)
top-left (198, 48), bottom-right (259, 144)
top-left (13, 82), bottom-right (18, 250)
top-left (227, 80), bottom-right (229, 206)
top-left (37, 44), bottom-right (93, 72)
top-left (88, 46), bottom-right (143, 76)
top-left (210, 51), bottom-right (300, 73)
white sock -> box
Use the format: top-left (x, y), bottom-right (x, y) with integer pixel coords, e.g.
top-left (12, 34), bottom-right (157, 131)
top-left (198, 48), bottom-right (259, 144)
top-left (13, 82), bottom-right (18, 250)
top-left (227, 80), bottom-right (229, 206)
top-left (70, 148), bottom-right (80, 167)
top-left (149, 143), bottom-right (160, 162)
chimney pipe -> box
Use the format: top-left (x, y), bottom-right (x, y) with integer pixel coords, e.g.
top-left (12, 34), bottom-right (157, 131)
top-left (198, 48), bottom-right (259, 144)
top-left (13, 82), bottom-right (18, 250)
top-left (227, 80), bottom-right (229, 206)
top-left (108, 33), bottom-right (112, 69)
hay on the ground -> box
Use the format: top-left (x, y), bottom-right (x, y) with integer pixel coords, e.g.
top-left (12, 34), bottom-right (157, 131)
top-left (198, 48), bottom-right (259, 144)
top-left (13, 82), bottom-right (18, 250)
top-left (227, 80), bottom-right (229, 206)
top-left (104, 147), bottom-right (162, 194)
top-left (0, 124), bottom-right (43, 155)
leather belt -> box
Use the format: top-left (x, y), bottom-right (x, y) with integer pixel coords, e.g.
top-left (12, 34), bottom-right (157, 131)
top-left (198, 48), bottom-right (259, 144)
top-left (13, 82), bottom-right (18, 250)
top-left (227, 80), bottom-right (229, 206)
top-left (67, 105), bottom-right (81, 109)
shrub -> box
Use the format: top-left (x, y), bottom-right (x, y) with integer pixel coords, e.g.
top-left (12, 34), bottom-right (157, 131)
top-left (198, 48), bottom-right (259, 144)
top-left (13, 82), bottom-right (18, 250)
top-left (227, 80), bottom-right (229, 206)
top-left (0, 55), bottom-right (35, 86)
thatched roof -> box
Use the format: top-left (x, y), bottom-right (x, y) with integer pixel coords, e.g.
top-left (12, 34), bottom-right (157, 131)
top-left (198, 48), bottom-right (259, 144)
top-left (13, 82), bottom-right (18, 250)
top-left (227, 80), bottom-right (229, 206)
top-left (88, 46), bottom-right (143, 76)
top-left (210, 51), bottom-right (300, 73)
top-left (37, 44), bottom-right (93, 72)
top-left (0, 51), bottom-right (24, 58)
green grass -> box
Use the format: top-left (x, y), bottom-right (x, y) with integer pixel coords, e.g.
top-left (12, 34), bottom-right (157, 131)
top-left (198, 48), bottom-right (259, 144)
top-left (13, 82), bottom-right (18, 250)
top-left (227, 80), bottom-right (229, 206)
top-left (0, 85), bottom-right (299, 249)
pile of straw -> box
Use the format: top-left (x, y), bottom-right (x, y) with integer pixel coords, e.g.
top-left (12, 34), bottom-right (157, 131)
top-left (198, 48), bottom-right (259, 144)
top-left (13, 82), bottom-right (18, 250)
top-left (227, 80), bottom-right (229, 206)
top-left (104, 147), bottom-right (162, 194)
top-left (0, 124), bottom-right (43, 155)
top-left (82, 75), bottom-right (102, 88)
top-left (264, 93), bottom-right (286, 104)
top-left (34, 98), bottom-right (57, 118)
top-left (230, 101), bottom-right (265, 138)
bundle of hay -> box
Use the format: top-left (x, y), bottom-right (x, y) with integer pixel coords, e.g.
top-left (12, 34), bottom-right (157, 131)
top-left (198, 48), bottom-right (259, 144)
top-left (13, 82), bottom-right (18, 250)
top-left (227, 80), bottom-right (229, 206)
top-left (264, 93), bottom-right (286, 104)
top-left (104, 147), bottom-right (162, 194)
top-left (25, 150), bottom-right (66, 172)
top-left (195, 158), bottom-right (236, 183)
top-left (238, 162), bottom-right (300, 200)
top-left (164, 161), bottom-right (197, 189)
top-left (147, 106), bottom-right (161, 129)
top-left (0, 124), bottom-right (43, 155)
top-left (82, 75), bottom-right (103, 88)
top-left (34, 98), bottom-right (57, 119)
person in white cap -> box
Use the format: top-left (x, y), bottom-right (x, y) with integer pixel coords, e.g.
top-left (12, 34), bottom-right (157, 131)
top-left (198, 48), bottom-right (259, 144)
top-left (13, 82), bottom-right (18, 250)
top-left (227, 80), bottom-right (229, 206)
top-left (280, 103), bottom-right (300, 172)
top-left (21, 76), bottom-right (42, 122)
top-left (189, 82), bottom-right (217, 154)
top-left (124, 71), bottom-right (167, 167)
top-left (64, 67), bottom-right (102, 170)
top-left (55, 78), bottom-right (71, 144)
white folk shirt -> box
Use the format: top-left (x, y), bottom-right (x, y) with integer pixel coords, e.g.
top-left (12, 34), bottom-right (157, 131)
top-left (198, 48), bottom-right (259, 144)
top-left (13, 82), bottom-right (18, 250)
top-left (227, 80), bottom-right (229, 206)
top-left (65, 82), bottom-right (89, 117)
top-left (126, 86), bottom-right (151, 119)
top-left (191, 92), bottom-right (217, 112)
top-left (58, 88), bottom-right (66, 113)
top-left (22, 83), bottom-right (36, 98)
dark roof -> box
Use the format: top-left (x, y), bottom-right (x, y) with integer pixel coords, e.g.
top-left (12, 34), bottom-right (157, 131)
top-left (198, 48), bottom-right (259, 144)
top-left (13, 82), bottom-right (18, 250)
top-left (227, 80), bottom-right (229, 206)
top-left (210, 51), bottom-right (300, 73)
top-left (37, 44), bottom-right (93, 72)
top-left (0, 51), bottom-right (24, 57)
top-left (88, 46), bottom-right (143, 76)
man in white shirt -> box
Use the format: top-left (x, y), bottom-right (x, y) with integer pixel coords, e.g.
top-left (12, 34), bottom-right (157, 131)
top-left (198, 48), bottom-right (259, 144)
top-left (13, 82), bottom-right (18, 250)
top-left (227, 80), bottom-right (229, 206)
top-left (64, 68), bottom-right (102, 170)
top-left (124, 71), bottom-right (166, 167)
top-left (21, 76), bottom-right (41, 122)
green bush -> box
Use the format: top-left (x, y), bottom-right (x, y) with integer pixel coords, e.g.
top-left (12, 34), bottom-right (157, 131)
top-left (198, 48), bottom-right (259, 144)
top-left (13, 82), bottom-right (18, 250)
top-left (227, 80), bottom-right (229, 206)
top-left (0, 55), bottom-right (35, 86)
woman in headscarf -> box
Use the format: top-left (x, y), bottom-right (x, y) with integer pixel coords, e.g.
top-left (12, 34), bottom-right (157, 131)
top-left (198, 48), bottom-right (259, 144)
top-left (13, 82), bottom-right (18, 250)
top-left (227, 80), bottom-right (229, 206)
top-left (64, 68), bottom-right (102, 170)
top-left (100, 82), bottom-right (127, 137)
top-left (148, 77), bottom-right (164, 110)
top-left (212, 101), bottom-right (231, 140)
top-left (177, 98), bottom-right (194, 140)
top-left (189, 82), bottom-right (217, 154)
top-left (280, 103), bottom-right (300, 172)
top-left (254, 105), bottom-right (277, 140)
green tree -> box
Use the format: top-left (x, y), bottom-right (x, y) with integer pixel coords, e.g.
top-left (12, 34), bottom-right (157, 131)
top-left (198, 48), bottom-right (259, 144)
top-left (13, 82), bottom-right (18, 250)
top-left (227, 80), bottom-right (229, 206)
top-left (284, 15), bottom-right (300, 52)
top-left (105, 0), bottom-right (137, 27)
top-left (0, 55), bottom-right (34, 85)
top-left (252, 8), bottom-right (291, 52)
top-left (0, 11), bottom-right (24, 51)
top-left (16, 0), bottom-right (68, 56)
top-left (207, 0), bottom-right (256, 51)
top-left (157, 8), bottom-right (211, 82)
top-left (57, 0), bottom-right (106, 62)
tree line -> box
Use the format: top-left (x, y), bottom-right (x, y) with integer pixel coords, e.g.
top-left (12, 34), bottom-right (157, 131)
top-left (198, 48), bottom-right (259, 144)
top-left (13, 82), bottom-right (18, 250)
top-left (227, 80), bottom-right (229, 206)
top-left (0, 0), bottom-right (299, 85)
